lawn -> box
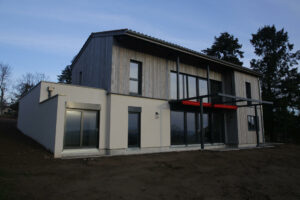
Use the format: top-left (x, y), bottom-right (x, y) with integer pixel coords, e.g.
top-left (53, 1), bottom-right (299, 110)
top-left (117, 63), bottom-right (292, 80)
top-left (0, 118), bottom-right (300, 200)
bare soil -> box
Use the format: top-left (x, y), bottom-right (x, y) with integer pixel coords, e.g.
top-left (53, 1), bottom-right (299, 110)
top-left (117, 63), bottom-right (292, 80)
top-left (0, 118), bottom-right (300, 200)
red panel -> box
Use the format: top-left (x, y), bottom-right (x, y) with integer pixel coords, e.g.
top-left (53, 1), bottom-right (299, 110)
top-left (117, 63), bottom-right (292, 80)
top-left (181, 100), bottom-right (237, 110)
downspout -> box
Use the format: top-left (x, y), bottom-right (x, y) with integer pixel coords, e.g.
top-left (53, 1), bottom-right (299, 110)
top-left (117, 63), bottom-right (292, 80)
top-left (258, 77), bottom-right (265, 144)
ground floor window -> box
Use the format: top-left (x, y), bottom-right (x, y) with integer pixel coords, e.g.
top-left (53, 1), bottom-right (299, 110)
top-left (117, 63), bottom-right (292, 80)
top-left (171, 110), bottom-right (225, 145)
top-left (128, 107), bottom-right (141, 148)
top-left (248, 115), bottom-right (259, 131)
top-left (64, 110), bottom-right (99, 149)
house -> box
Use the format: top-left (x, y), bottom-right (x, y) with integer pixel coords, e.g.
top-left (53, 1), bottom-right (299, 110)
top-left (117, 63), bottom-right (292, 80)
top-left (17, 29), bottom-right (272, 158)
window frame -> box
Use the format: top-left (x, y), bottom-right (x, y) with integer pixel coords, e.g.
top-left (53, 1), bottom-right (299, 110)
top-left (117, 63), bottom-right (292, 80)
top-left (247, 115), bottom-right (259, 131)
top-left (129, 60), bottom-right (142, 95)
top-left (128, 106), bottom-right (141, 148)
top-left (245, 82), bottom-right (252, 105)
top-left (63, 108), bottom-right (100, 149)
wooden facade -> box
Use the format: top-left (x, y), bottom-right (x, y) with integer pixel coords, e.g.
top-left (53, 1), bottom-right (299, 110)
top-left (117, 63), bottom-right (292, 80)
top-left (71, 30), bottom-right (264, 146)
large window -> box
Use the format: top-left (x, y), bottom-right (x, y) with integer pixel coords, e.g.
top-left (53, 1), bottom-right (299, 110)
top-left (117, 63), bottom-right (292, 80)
top-left (170, 72), bottom-right (208, 101)
top-left (128, 107), bottom-right (141, 148)
top-left (171, 111), bottom-right (185, 145)
top-left (210, 80), bottom-right (223, 103)
top-left (248, 115), bottom-right (259, 131)
top-left (64, 110), bottom-right (99, 149)
top-left (171, 110), bottom-right (224, 145)
top-left (129, 61), bottom-right (142, 95)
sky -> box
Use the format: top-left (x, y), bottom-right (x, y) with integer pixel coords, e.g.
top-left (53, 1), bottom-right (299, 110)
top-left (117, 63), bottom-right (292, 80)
top-left (0, 0), bottom-right (299, 84)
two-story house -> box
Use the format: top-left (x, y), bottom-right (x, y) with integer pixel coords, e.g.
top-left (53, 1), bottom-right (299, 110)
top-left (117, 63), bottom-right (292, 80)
top-left (17, 29), bottom-right (271, 158)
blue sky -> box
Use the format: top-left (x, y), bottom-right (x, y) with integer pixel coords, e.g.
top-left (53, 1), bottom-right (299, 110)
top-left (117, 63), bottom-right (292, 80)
top-left (0, 0), bottom-right (299, 83)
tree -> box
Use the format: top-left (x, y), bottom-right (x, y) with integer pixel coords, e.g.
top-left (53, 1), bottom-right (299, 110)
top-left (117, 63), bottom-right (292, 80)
top-left (250, 25), bottom-right (300, 142)
top-left (14, 73), bottom-right (49, 100)
top-left (202, 32), bottom-right (244, 65)
top-left (57, 65), bottom-right (72, 84)
top-left (0, 63), bottom-right (12, 115)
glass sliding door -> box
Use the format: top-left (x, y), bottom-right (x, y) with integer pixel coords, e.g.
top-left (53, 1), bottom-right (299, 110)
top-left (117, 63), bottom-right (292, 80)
top-left (64, 110), bottom-right (82, 147)
top-left (211, 113), bottom-right (225, 143)
top-left (64, 110), bottom-right (99, 149)
top-left (171, 111), bottom-right (185, 145)
top-left (128, 112), bottom-right (141, 147)
top-left (82, 111), bottom-right (99, 147)
top-left (186, 112), bottom-right (198, 144)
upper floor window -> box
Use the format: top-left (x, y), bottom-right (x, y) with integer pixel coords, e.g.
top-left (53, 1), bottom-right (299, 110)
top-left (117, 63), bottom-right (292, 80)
top-left (129, 61), bottom-right (142, 95)
top-left (210, 80), bottom-right (223, 103)
top-left (170, 71), bottom-right (208, 102)
top-left (245, 82), bottom-right (251, 105)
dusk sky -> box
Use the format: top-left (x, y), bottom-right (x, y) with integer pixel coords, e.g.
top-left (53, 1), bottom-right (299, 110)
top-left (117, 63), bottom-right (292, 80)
top-left (0, 0), bottom-right (299, 83)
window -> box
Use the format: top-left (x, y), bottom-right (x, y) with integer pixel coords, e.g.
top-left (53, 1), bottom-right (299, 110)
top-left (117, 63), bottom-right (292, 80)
top-left (79, 71), bottom-right (82, 85)
top-left (129, 61), bottom-right (142, 94)
top-left (248, 115), bottom-right (259, 131)
top-left (198, 78), bottom-right (208, 102)
top-left (246, 82), bottom-right (251, 105)
top-left (171, 111), bottom-right (185, 145)
top-left (128, 107), bottom-right (141, 148)
top-left (170, 71), bottom-right (208, 101)
top-left (64, 110), bottom-right (99, 149)
top-left (210, 80), bottom-right (223, 103)
top-left (187, 76), bottom-right (197, 99)
top-left (186, 112), bottom-right (197, 144)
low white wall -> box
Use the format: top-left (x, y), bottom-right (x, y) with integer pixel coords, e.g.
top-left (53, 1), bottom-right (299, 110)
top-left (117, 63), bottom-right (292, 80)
top-left (17, 84), bottom-right (58, 153)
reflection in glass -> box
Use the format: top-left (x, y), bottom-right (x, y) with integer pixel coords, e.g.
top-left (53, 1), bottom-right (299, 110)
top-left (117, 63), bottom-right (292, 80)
top-left (198, 79), bottom-right (208, 103)
top-left (130, 80), bottom-right (138, 94)
top-left (130, 62), bottom-right (139, 79)
top-left (170, 72), bottom-right (177, 99)
top-left (64, 110), bottom-right (81, 147)
top-left (82, 111), bottom-right (98, 147)
top-left (211, 113), bottom-right (225, 143)
top-left (128, 112), bottom-right (140, 147)
top-left (186, 112), bottom-right (198, 144)
top-left (188, 76), bottom-right (197, 99)
top-left (171, 111), bottom-right (185, 145)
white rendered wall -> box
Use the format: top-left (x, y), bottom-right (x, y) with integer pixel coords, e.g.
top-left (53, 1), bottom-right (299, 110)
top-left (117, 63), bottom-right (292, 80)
top-left (17, 84), bottom-right (58, 153)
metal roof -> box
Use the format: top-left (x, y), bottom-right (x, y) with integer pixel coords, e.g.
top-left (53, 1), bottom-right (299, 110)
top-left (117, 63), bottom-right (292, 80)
top-left (72, 29), bottom-right (261, 77)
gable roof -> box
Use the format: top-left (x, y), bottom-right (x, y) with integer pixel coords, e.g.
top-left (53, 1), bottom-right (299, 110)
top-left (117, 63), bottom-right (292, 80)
top-left (71, 29), bottom-right (261, 77)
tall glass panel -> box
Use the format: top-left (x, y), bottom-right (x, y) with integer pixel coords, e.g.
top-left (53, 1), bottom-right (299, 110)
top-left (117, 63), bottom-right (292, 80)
top-left (211, 113), bottom-right (225, 143)
top-left (198, 79), bottom-right (208, 102)
top-left (128, 112), bottom-right (140, 147)
top-left (64, 110), bottom-right (81, 148)
top-left (198, 113), bottom-right (210, 143)
top-left (188, 76), bottom-right (197, 99)
top-left (130, 62), bottom-right (139, 79)
top-left (170, 72), bottom-right (177, 99)
top-left (82, 111), bottom-right (98, 147)
top-left (186, 112), bottom-right (198, 144)
top-left (210, 80), bottom-right (223, 103)
top-left (171, 111), bottom-right (185, 145)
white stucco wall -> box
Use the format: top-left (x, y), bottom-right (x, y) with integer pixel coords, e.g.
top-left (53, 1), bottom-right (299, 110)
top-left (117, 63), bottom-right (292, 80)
top-left (17, 84), bottom-right (58, 153)
top-left (108, 94), bottom-right (170, 150)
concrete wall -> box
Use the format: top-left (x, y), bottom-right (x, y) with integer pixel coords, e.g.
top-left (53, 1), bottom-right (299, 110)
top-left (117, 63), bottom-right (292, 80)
top-left (108, 94), bottom-right (170, 150)
top-left (17, 84), bottom-right (58, 153)
top-left (234, 71), bottom-right (264, 145)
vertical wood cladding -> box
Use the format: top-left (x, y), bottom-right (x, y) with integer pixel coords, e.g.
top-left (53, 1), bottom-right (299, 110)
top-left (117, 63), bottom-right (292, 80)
top-left (111, 41), bottom-right (222, 99)
top-left (72, 36), bottom-right (113, 91)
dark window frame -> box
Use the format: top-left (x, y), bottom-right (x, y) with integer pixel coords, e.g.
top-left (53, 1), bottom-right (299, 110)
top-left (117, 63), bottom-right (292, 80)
top-left (128, 107), bottom-right (141, 148)
top-left (63, 108), bottom-right (100, 149)
top-left (247, 115), bottom-right (259, 131)
top-left (170, 71), bottom-right (220, 102)
top-left (129, 60), bottom-right (142, 95)
top-left (246, 82), bottom-right (252, 105)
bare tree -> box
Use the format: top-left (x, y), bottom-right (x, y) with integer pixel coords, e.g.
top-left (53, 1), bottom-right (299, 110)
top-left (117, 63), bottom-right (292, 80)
top-left (0, 63), bottom-right (12, 114)
top-left (14, 72), bottom-right (49, 100)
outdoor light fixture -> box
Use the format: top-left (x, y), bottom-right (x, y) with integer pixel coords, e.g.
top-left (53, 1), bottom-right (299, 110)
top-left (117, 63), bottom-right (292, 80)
top-left (47, 86), bottom-right (55, 98)
top-left (155, 112), bottom-right (159, 119)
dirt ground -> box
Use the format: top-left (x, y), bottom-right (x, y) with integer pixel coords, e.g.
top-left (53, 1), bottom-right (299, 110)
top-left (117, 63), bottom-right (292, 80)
top-left (0, 119), bottom-right (300, 200)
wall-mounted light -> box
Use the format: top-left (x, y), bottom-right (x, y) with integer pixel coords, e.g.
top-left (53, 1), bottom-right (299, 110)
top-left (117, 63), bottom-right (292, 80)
top-left (47, 86), bottom-right (55, 98)
top-left (155, 112), bottom-right (159, 119)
